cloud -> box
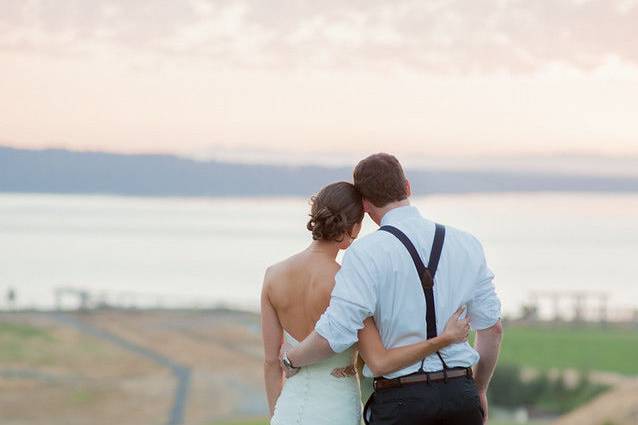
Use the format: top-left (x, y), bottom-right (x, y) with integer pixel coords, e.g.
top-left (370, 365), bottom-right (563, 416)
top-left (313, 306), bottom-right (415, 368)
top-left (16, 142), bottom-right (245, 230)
top-left (0, 0), bottom-right (637, 74)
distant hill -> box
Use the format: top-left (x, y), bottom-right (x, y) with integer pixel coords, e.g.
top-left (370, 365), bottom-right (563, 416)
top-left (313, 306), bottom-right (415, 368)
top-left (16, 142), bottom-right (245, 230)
top-left (1, 146), bottom-right (637, 197)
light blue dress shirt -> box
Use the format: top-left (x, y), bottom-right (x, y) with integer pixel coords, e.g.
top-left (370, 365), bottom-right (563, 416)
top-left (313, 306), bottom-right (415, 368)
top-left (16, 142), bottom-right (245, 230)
top-left (315, 205), bottom-right (502, 379)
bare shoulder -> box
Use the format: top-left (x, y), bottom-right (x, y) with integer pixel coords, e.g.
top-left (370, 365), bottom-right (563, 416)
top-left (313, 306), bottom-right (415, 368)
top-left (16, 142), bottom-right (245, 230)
top-left (262, 251), bottom-right (304, 290)
top-left (314, 259), bottom-right (340, 297)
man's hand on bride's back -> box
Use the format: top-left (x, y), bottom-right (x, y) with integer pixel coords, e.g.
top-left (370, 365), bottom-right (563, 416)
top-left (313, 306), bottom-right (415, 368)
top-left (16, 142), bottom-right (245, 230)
top-left (442, 306), bottom-right (470, 344)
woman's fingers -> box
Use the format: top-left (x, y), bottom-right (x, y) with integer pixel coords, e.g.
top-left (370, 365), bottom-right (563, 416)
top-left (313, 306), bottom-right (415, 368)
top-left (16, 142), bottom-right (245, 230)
top-left (331, 366), bottom-right (356, 378)
top-left (443, 307), bottom-right (472, 343)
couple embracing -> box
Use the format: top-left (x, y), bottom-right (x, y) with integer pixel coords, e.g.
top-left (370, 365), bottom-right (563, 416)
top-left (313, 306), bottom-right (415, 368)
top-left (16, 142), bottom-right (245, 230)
top-left (261, 153), bottom-right (503, 425)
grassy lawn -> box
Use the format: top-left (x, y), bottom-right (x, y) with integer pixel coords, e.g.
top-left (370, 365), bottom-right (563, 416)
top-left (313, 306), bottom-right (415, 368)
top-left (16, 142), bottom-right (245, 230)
top-left (0, 318), bottom-right (152, 375)
top-left (0, 322), bottom-right (51, 339)
top-left (0, 321), bottom-right (55, 363)
top-left (497, 324), bottom-right (638, 375)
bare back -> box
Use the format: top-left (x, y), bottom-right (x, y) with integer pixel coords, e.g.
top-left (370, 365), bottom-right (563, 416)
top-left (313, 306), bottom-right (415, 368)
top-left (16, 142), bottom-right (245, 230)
top-left (264, 250), bottom-right (339, 342)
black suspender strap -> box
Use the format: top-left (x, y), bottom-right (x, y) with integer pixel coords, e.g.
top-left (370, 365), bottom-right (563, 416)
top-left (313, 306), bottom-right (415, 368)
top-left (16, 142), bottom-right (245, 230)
top-left (379, 223), bottom-right (447, 372)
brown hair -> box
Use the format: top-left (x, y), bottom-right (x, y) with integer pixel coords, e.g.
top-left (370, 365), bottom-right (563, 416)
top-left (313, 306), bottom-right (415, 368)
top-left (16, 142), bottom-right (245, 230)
top-left (353, 153), bottom-right (408, 207)
top-left (307, 182), bottom-right (364, 241)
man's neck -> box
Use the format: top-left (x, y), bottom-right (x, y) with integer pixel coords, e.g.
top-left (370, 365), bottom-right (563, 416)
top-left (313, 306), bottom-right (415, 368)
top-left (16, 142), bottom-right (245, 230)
top-left (374, 199), bottom-right (411, 225)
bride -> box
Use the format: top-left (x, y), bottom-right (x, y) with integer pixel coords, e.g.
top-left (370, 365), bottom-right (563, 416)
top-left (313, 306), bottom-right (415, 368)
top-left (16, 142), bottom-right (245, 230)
top-left (261, 182), bottom-right (470, 425)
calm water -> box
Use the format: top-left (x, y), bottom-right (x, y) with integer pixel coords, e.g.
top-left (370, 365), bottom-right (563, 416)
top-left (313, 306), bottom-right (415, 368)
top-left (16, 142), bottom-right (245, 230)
top-left (1, 192), bottom-right (637, 318)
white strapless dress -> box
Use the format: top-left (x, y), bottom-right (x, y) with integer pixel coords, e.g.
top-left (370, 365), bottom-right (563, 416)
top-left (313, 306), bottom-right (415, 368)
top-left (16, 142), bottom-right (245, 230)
top-left (271, 332), bottom-right (362, 425)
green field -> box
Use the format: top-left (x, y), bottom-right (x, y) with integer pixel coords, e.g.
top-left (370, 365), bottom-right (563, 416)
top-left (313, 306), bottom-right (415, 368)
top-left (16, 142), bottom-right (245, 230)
top-left (0, 321), bottom-right (54, 363)
top-left (497, 324), bottom-right (638, 375)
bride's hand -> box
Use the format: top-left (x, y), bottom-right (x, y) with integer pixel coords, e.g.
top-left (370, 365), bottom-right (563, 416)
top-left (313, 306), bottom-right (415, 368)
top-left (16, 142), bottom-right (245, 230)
top-left (442, 306), bottom-right (470, 344)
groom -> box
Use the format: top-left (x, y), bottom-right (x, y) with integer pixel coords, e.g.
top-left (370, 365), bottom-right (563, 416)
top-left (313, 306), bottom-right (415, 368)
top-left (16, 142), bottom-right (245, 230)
top-left (282, 153), bottom-right (503, 425)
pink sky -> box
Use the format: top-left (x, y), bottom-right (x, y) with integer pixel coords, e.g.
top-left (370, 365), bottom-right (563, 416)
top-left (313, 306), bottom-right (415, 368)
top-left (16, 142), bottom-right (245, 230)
top-left (1, 0), bottom-right (637, 161)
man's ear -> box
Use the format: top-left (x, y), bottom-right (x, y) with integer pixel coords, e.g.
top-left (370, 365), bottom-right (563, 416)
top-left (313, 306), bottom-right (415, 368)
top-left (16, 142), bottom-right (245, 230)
top-left (405, 180), bottom-right (412, 197)
top-left (362, 198), bottom-right (371, 213)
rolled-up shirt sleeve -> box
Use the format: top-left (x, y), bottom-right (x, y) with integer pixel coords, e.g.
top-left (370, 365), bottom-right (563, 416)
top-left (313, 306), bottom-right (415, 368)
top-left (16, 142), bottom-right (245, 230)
top-left (315, 244), bottom-right (377, 353)
top-left (467, 241), bottom-right (502, 330)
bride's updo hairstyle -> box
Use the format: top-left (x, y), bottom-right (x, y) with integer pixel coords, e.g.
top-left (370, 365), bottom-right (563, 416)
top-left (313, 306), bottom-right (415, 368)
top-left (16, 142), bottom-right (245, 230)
top-left (307, 182), bottom-right (364, 242)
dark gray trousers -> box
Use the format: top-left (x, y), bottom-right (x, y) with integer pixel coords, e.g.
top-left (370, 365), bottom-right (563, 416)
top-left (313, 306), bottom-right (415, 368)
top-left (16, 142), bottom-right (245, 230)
top-left (369, 376), bottom-right (485, 425)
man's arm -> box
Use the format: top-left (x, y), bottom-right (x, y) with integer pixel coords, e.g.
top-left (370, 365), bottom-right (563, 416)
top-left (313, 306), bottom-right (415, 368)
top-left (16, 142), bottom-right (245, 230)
top-left (466, 236), bottom-right (503, 424)
top-left (474, 320), bottom-right (503, 423)
top-left (286, 330), bottom-right (334, 368)
top-left (474, 320), bottom-right (503, 390)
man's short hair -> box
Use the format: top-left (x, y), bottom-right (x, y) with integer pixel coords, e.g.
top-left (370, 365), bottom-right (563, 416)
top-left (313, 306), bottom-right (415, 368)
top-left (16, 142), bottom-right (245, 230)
top-left (353, 153), bottom-right (408, 207)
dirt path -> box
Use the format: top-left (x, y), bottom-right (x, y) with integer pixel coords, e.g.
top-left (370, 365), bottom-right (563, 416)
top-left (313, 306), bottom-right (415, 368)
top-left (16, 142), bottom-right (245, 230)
top-left (49, 312), bottom-right (192, 425)
top-left (551, 377), bottom-right (638, 425)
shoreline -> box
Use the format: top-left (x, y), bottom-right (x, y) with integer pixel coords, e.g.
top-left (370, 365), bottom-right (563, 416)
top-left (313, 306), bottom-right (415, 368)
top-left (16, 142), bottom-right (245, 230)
top-left (2, 306), bottom-right (636, 329)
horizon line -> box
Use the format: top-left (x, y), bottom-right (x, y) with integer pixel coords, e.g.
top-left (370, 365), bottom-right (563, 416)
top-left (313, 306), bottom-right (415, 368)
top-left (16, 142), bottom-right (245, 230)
top-left (3, 142), bottom-right (638, 162)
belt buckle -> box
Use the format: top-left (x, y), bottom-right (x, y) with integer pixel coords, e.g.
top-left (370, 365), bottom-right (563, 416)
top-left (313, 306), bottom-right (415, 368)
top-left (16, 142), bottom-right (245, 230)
top-left (374, 376), bottom-right (400, 390)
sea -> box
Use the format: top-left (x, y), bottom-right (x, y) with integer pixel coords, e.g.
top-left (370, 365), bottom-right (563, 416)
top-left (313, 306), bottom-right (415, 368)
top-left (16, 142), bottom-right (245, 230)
top-left (1, 192), bottom-right (637, 319)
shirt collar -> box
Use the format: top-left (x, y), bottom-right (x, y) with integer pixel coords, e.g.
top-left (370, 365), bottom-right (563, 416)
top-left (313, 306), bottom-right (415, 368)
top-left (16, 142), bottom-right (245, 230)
top-left (379, 205), bottom-right (421, 226)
